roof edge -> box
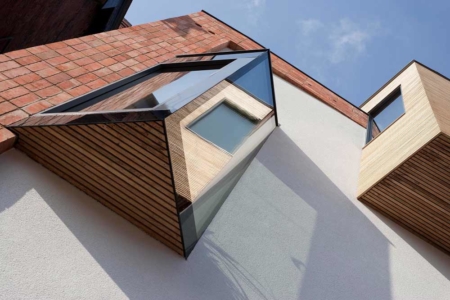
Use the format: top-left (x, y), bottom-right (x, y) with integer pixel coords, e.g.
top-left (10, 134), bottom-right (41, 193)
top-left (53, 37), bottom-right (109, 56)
top-left (201, 10), bottom-right (366, 118)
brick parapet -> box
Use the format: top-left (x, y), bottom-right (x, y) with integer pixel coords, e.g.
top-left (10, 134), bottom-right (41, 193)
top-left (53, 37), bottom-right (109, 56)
top-left (0, 11), bottom-right (367, 153)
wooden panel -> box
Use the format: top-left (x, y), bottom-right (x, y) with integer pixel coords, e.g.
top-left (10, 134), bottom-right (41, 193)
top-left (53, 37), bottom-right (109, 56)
top-left (11, 120), bottom-right (184, 256)
top-left (416, 64), bottom-right (450, 136)
top-left (166, 80), bottom-right (273, 202)
top-left (360, 134), bottom-right (450, 255)
top-left (357, 62), bottom-right (441, 196)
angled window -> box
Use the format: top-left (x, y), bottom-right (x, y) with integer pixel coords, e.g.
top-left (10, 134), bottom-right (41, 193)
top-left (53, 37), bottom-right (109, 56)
top-left (366, 87), bottom-right (405, 143)
top-left (10, 49), bottom-right (278, 258)
top-left (188, 100), bottom-right (259, 153)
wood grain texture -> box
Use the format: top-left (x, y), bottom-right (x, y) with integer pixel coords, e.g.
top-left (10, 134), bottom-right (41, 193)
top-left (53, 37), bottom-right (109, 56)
top-left (358, 62), bottom-right (441, 197)
top-left (166, 80), bottom-right (272, 202)
top-left (360, 133), bottom-right (450, 255)
top-left (416, 64), bottom-right (450, 136)
top-left (11, 121), bottom-right (184, 256)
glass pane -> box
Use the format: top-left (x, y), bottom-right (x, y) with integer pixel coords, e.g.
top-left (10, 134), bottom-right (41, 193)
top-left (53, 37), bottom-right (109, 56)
top-left (188, 102), bottom-right (258, 153)
top-left (129, 69), bottom-right (218, 109)
top-left (212, 52), bottom-right (261, 60)
top-left (227, 55), bottom-right (274, 106)
top-left (369, 92), bottom-right (405, 141)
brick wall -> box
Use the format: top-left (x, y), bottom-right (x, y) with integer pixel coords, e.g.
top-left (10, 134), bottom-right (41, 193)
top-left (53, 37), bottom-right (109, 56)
top-left (0, 11), bottom-right (368, 153)
top-left (0, 0), bottom-right (105, 53)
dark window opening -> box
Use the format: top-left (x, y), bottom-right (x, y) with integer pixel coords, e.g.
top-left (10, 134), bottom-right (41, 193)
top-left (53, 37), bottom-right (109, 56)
top-left (366, 86), bottom-right (405, 143)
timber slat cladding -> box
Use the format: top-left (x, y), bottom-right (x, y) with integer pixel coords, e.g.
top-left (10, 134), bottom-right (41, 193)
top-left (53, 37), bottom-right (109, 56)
top-left (359, 133), bottom-right (450, 255)
top-left (11, 121), bottom-right (185, 256)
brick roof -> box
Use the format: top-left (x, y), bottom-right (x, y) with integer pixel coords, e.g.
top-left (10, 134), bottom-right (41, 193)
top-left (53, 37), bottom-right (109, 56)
top-left (0, 11), bottom-right (368, 153)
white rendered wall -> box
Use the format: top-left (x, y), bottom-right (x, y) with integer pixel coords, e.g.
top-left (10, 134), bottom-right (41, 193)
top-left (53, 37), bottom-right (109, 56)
top-left (0, 75), bottom-right (449, 299)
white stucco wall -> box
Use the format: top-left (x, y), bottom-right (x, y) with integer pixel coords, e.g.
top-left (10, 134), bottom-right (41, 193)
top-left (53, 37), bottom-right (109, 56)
top-left (1, 75), bottom-right (449, 299)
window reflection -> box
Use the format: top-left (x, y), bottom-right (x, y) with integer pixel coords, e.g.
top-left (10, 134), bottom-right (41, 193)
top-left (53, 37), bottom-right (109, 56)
top-left (188, 101), bottom-right (258, 153)
top-left (367, 88), bottom-right (405, 142)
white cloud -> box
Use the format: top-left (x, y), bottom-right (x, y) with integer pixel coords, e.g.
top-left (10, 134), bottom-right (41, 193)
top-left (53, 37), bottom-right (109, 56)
top-left (297, 18), bottom-right (381, 64)
top-left (246, 0), bottom-right (266, 26)
top-left (298, 19), bottom-right (324, 36)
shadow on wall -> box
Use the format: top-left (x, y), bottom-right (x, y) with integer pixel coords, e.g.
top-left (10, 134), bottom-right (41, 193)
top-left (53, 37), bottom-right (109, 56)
top-left (1, 126), bottom-right (449, 299)
top-left (255, 129), bottom-right (392, 299)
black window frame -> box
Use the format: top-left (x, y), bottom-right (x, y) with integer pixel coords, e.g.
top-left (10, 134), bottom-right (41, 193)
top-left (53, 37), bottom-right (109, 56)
top-left (186, 98), bottom-right (261, 154)
top-left (40, 49), bottom-right (278, 126)
top-left (366, 86), bottom-right (405, 144)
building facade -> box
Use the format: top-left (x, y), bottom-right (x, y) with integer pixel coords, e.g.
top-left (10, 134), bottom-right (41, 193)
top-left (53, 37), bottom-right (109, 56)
top-left (0, 10), bottom-right (449, 299)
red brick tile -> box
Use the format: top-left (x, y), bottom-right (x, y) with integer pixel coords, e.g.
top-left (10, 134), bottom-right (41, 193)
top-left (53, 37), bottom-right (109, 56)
top-left (0, 101), bottom-right (17, 114)
top-left (135, 55), bottom-right (148, 63)
top-left (87, 39), bottom-right (105, 47)
top-left (64, 38), bottom-right (83, 46)
top-left (57, 79), bottom-right (81, 90)
top-left (0, 86), bottom-right (29, 100)
top-left (0, 61), bottom-right (21, 72)
top-left (36, 67), bottom-right (60, 78)
top-left (103, 73), bottom-right (122, 83)
top-left (0, 79), bottom-right (19, 92)
top-left (28, 45), bottom-right (51, 54)
top-left (104, 48), bottom-right (121, 57)
top-left (10, 94), bottom-right (40, 107)
top-left (67, 85), bottom-right (91, 97)
top-left (109, 63), bottom-right (126, 72)
top-left (91, 53), bottom-right (109, 61)
top-left (55, 47), bottom-right (76, 55)
top-left (76, 73), bottom-right (99, 84)
top-left (99, 57), bottom-right (117, 67)
top-left (46, 73), bottom-right (71, 84)
top-left (56, 62), bottom-right (79, 72)
top-left (16, 55), bottom-right (42, 65)
top-left (0, 55), bottom-right (9, 63)
top-left (0, 110), bottom-right (28, 126)
top-left (5, 49), bottom-right (31, 59)
top-left (67, 67), bottom-right (88, 77)
top-left (65, 52), bottom-right (85, 60)
top-left (25, 61), bottom-right (51, 72)
top-left (122, 59), bottom-right (139, 67)
top-left (96, 44), bottom-right (113, 52)
top-left (47, 56), bottom-right (70, 66)
top-left (93, 67), bottom-right (113, 77)
top-left (35, 50), bottom-right (60, 60)
top-left (113, 55), bottom-right (127, 62)
top-left (118, 68), bottom-right (135, 77)
top-left (74, 57), bottom-right (95, 66)
top-left (24, 79), bottom-right (52, 92)
top-left (3, 67), bottom-right (31, 79)
top-left (13, 73), bottom-right (41, 85)
top-left (23, 100), bottom-right (52, 114)
top-left (47, 92), bottom-right (73, 105)
top-left (130, 64), bottom-right (147, 72)
top-left (86, 78), bottom-right (108, 90)
top-left (35, 86), bottom-right (62, 98)
top-left (84, 62), bottom-right (103, 72)
top-left (46, 42), bottom-right (67, 50)
top-left (82, 48), bottom-right (100, 57)
top-left (72, 43), bottom-right (91, 51)
top-left (126, 50), bottom-right (141, 57)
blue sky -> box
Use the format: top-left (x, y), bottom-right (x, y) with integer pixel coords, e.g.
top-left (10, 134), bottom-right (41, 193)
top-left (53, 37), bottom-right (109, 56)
top-left (126, 0), bottom-right (450, 106)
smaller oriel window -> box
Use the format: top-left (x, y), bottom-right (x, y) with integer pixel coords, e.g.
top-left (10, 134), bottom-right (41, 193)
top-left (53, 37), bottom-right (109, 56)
top-left (367, 86), bottom-right (405, 143)
top-left (188, 100), bottom-right (259, 154)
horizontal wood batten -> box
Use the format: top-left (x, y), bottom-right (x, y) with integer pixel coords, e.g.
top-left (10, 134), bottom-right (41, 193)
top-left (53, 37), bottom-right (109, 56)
top-left (11, 119), bottom-right (184, 255)
top-left (360, 134), bottom-right (450, 255)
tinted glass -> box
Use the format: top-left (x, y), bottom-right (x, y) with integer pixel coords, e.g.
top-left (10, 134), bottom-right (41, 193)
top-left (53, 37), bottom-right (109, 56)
top-left (368, 90), bottom-right (405, 141)
top-left (189, 102), bottom-right (258, 153)
top-left (227, 55), bottom-right (274, 106)
top-left (212, 52), bottom-right (260, 60)
top-left (131, 69), bottom-right (218, 109)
